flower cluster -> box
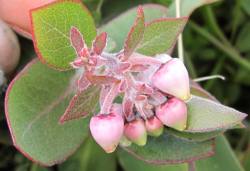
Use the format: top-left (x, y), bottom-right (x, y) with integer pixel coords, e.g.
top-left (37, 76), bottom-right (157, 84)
top-left (69, 24), bottom-right (190, 153)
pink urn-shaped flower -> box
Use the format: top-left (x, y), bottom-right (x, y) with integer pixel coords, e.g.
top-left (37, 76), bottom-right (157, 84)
top-left (124, 118), bottom-right (147, 146)
top-left (145, 116), bottom-right (164, 137)
top-left (90, 104), bottom-right (124, 153)
top-left (151, 58), bottom-right (190, 101)
top-left (155, 96), bottom-right (187, 131)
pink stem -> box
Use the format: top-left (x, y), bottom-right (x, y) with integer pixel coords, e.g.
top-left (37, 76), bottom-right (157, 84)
top-left (151, 90), bottom-right (167, 104)
top-left (101, 82), bottom-right (120, 114)
top-left (128, 56), bottom-right (162, 67)
top-left (100, 85), bottom-right (108, 106)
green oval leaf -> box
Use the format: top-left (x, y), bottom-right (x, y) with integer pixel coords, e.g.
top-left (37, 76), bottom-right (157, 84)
top-left (5, 59), bottom-right (91, 166)
top-left (118, 146), bottom-right (188, 171)
top-left (122, 129), bottom-right (214, 164)
top-left (30, 0), bottom-right (97, 70)
top-left (195, 135), bottom-right (244, 171)
top-left (99, 4), bottom-right (168, 53)
top-left (136, 17), bottom-right (188, 56)
top-left (185, 95), bottom-right (247, 132)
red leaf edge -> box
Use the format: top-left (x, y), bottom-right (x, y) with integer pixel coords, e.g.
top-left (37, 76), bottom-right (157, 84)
top-left (93, 32), bottom-right (107, 55)
top-left (120, 138), bottom-right (215, 165)
top-left (30, 0), bottom-right (97, 71)
top-left (123, 5), bottom-right (145, 60)
top-left (5, 58), bottom-right (89, 166)
top-left (137, 17), bottom-right (188, 55)
top-left (8, 22), bottom-right (33, 39)
top-left (166, 129), bottom-right (225, 142)
top-left (58, 86), bottom-right (101, 124)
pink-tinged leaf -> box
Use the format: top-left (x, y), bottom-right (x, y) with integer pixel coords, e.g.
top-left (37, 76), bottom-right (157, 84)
top-left (70, 26), bottom-right (85, 55)
top-left (89, 56), bottom-right (107, 68)
top-left (92, 32), bottom-right (107, 55)
top-left (185, 95), bottom-right (247, 132)
top-left (59, 85), bottom-right (101, 124)
top-left (121, 129), bottom-right (214, 164)
top-left (119, 79), bottom-right (128, 92)
top-left (123, 98), bottom-right (134, 121)
top-left (135, 83), bottom-right (153, 94)
top-left (129, 64), bottom-right (149, 72)
top-left (136, 17), bottom-right (188, 56)
top-left (78, 68), bottom-right (94, 92)
top-left (135, 95), bottom-right (147, 101)
top-left (86, 75), bottom-right (119, 85)
top-left (151, 90), bottom-right (167, 104)
top-left (119, 62), bottom-right (131, 72)
top-left (123, 6), bottom-right (145, 61)
top-left (30, 0), bottom-right (97, 70)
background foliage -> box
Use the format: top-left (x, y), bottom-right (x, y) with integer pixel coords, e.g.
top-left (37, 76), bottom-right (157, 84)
top-left (0, 0), bottom-right (250, 170)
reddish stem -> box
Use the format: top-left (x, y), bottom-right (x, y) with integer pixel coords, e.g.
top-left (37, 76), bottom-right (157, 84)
top-left (101, 82), bottom-right (120, 114)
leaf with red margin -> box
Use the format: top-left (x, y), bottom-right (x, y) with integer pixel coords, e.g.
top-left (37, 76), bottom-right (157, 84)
top-left (123, 6), bottom-right (145, 61)
top-left (30, 0), bottom-right (97, 70)
top-left (136, 17), bottom-right (188, 56)
top-left (5, 59), bottom-right (91, 166)
top-left (166, 84), bottom-right (245, 140)
top-left (59, 85), bottom-right (101, 124)
top-left (166, 124), bottom-right (243, 142)
top-left (70, 26), bottom-right (85, 55)
top-left (92, 32), bottom-right (107, 55)
top-left (117, 145), bottom-right (188, 171)
top-left (185, 95), bottom-right (247, 132)
top-left (120, 129), bottom-right (214, 164)
top-left (86, 75), bottom-right (118, 85)
top-left (99, 5), bottom-right (168, 53)
top-left (195, 135), bottom-right (244, 171)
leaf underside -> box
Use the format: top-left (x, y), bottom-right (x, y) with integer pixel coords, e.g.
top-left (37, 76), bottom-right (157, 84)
top-left (5, 59), bottom-right (91, 166)
top-left (31, 0), bottom-right (97, 70)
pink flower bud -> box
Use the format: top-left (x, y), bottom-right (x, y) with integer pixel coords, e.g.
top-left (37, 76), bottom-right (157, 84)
top-left (155, 96), bottom-right (187, 131)
top-left (151, 58), bottom-right (190, 101)
top-left (145, 116), bottom-right (164, 137)
top-left (124, 118), bottom-right (147, 146)
top-left (90, 104), bottom-right (124, 153)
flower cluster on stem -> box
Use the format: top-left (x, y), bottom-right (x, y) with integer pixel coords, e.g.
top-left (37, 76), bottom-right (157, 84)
top-left (69, 7), bottom-right (190, 153)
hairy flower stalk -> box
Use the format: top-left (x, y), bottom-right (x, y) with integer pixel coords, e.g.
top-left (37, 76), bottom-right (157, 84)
top-left (68, 7), bottom-right (190, 152)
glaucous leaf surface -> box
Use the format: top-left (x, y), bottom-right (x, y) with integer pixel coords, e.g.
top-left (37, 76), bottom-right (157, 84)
top-left (123, 6), bottom-right (145, 60)
top-left (118, 146), bottom-right (188, 171)
top-left (185, 95), bottom-right (247, 132)
top-left (195, 135), bottom-right (244, 171)
top-left (135, 17), bottom-right (187, 56)
top-left (5, 59), bottom-right (91, 166)
top-left (166, 124), bottom-right (243, 141)
top-left (30, 0), bottom-right (97, 70)
top-left (59, 135), bottom-right (116, 171)
top-left (99, 5), bottom-right (167, 53)
top-left (166, 0), bottom-right (218, 17)
top-left (122, 129), bottom-right (214, 164)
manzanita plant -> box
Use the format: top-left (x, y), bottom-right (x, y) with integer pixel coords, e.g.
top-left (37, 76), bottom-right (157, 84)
top-left (4, 0), bottom-right (248, 168)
